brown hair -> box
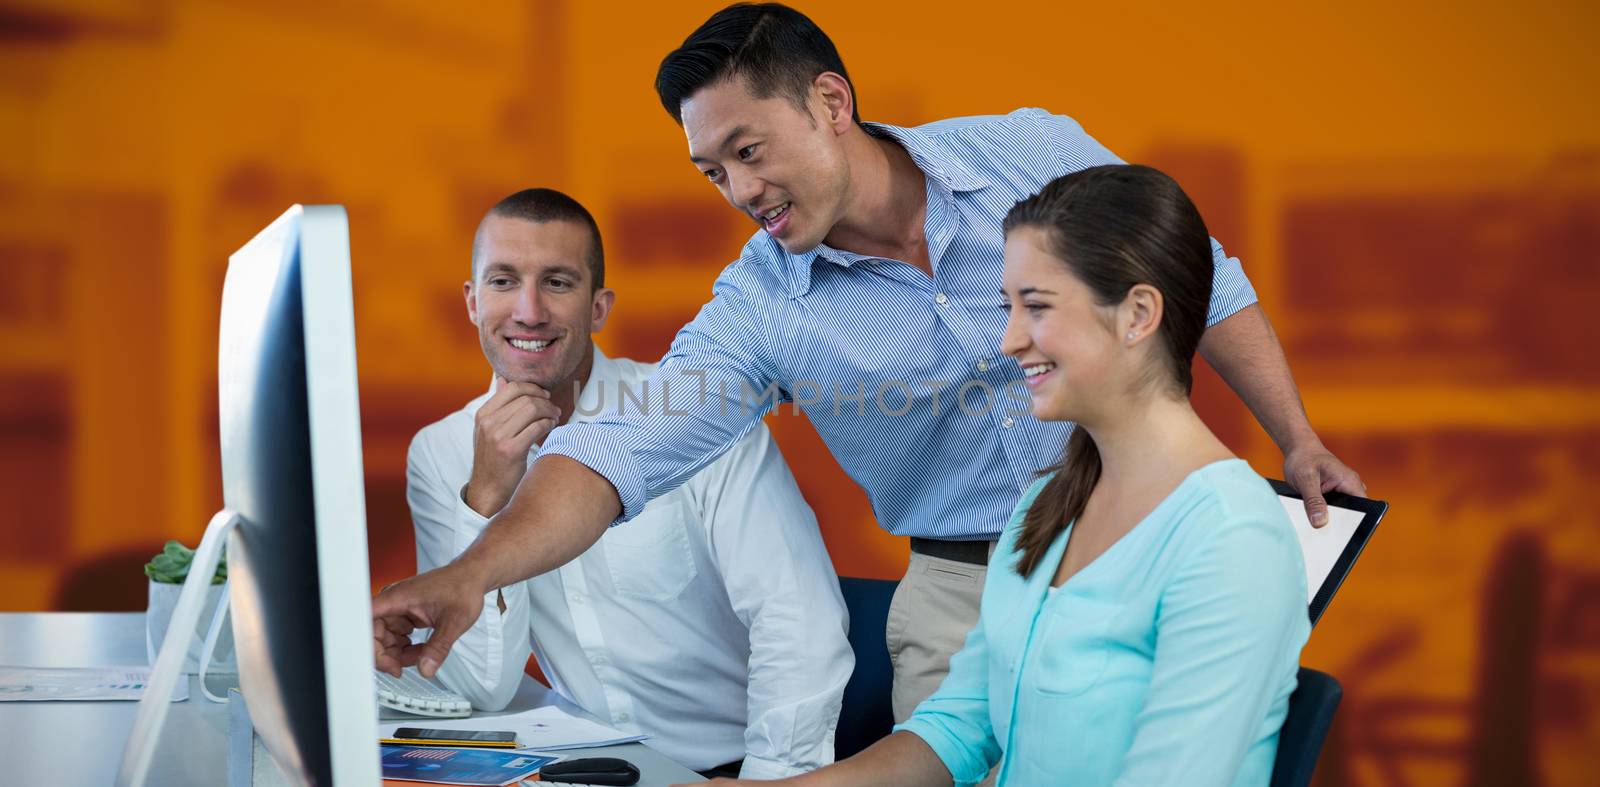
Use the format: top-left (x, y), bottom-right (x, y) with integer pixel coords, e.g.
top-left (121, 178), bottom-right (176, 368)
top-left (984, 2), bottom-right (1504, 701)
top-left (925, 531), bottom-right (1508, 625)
top-left (473, 188), bottom-right (605, 290)
top-left (1004, 165), bottom-right (1215, 577)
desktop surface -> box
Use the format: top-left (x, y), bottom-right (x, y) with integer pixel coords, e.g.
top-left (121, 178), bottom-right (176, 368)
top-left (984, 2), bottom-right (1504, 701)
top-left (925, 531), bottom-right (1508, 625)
top-left (0, 613), bottom-right (703, 785)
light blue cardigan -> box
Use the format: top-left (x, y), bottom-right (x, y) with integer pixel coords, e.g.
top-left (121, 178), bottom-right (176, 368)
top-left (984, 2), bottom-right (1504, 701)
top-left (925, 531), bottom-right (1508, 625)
top-left (897, 459), bottom-right (1311, 786)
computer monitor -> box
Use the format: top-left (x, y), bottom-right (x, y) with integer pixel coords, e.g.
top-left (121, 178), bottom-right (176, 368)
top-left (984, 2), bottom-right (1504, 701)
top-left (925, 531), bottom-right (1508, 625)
top-left (117, 205), bottom-right (380, 786)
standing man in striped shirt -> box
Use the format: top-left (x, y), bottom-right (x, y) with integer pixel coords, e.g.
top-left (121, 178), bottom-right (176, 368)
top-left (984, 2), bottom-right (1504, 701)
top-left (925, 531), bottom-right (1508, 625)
top-left (375, 2), bottom-right (1365, 724)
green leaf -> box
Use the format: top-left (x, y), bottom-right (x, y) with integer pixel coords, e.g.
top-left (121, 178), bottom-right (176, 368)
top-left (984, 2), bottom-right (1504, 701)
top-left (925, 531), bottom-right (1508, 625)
top-left (145, 564), bottom-right (183, 584)
top-left (149, 554), bottom-right (185, 575)
top-left (145, 540), bottom-right (221, 583)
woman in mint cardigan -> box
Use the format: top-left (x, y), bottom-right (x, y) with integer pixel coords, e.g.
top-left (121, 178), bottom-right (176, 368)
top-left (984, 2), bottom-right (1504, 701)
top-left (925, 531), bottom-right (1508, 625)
top-left (699, 165), bottom-right (1311, 786)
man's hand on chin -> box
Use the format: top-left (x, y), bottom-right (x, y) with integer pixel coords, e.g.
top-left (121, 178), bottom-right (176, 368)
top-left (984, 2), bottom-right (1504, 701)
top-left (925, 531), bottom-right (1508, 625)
top-left (372, 564), bottom-right (487, 679)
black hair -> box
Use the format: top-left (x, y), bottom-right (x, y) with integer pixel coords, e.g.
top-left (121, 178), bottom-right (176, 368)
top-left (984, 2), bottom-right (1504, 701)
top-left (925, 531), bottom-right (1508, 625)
top-left (655, 3), bottom-right (860, 125)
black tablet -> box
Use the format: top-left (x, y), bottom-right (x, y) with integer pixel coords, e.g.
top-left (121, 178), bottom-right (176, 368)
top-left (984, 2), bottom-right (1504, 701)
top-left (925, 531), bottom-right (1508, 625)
top-left (1269, 480), bottom-right (1388, 626)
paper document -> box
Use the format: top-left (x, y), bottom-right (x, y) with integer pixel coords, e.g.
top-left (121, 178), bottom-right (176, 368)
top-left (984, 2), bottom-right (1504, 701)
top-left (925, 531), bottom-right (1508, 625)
top-left (379, 704), bottom-right (646, 751)
top-left (0, 665), bottom-right (189, 702)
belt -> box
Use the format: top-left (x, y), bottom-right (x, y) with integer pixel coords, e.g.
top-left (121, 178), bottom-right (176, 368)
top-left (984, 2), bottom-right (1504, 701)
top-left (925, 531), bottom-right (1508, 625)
top-left (909, 537), bottom-right (995, 566)
top-left (696, 759), bottom-right (744, 780)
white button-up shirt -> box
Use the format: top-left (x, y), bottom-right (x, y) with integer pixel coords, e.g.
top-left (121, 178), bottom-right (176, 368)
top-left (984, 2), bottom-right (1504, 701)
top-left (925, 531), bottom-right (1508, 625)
top-left (407, 348), bottom-right (853, 778)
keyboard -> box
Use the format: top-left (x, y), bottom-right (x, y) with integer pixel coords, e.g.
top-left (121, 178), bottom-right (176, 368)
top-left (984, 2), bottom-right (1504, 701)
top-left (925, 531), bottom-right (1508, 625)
top-left (374, 668), bottom-right (472, 718)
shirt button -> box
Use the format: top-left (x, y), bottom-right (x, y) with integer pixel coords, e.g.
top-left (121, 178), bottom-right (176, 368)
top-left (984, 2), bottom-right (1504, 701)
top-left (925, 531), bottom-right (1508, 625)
top-left (935, 293), bottom-right (949, 305)
top-left (571, 592), bottom-right (586, 605)
top-left (592, 654), bottom-right (607, 665)
top-left (616, 713), bottom-right (630, 723)
top-left (1001, 417), bottom-right (1015, 429)
top-left (976, 359), bottom-right (989, 373)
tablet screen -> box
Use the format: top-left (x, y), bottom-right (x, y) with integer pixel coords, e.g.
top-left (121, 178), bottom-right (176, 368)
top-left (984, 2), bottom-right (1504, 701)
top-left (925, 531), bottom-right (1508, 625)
top-left (1277, 497), bottom-right (1367, 606)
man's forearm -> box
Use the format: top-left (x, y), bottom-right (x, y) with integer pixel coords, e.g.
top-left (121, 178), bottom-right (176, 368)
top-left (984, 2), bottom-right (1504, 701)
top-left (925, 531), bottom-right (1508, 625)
top-left (1198, 304), bottom-right (1320, 452)
top-left (451, 454), bottom-right (621, 594)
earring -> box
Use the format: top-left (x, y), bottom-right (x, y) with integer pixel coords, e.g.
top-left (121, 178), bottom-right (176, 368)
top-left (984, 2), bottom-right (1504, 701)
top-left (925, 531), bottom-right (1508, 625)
top-left (1126, 331), bottom-right (1138, 342)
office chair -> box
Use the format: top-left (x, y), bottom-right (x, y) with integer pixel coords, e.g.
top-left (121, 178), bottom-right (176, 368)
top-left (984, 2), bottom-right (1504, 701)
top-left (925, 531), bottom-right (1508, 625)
top-left (836, 576), bottom-right (898, 760)
top-left (1271, 667), bottom-right (1344, 787)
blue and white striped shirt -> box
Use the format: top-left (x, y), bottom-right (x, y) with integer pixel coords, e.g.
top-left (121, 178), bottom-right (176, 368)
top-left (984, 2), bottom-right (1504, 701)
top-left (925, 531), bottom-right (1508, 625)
top-left (540, 108), bottom-right (1258, 539)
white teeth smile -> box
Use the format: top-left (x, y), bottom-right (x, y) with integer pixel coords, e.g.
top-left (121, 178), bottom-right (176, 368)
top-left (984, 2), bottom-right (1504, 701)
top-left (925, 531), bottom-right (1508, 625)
top-left (510, 338), bottom-right (552, 352)
top-left (1023, 363), bottom-right (1056, 378)
top-left (761, 203), bottom-right (790, 221)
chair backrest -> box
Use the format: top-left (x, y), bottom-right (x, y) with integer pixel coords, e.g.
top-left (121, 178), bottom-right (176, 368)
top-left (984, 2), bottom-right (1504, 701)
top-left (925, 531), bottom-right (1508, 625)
top-left (835, 576), bottom-right (899, 760)
top-left (1271, 667), bottom-right (1343, 787)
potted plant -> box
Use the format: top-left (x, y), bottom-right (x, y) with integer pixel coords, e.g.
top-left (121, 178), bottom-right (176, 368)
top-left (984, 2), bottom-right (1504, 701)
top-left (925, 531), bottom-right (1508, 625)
top-left (144, 540), bottom-right (235, 674)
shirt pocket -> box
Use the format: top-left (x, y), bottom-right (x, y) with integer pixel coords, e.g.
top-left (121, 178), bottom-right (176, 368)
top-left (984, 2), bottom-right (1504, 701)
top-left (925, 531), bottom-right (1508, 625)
top-left (601, 498), bottom-right (699, 601)
top-left (1029, 593), bottom-right (1121, 698)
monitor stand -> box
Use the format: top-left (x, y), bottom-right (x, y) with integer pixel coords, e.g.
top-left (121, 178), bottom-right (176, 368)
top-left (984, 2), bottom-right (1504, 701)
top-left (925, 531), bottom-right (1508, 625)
top-left (115, 509), bottom-right (241, 787)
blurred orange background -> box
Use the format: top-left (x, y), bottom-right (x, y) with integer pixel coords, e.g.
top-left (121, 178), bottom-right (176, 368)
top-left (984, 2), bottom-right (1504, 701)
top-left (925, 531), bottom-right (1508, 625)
top-left (2, 1), bottom-right (1596, 784)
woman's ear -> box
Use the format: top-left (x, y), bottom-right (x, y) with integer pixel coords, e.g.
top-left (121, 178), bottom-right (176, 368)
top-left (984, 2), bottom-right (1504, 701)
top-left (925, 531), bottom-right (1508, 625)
top-left (1121, 284), bottom-right (1164, 346)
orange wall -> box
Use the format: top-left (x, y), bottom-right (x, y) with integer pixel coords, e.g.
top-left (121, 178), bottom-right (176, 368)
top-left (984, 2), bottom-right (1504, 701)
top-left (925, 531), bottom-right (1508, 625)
top-left (1, 1), bottom-right (1596, 784)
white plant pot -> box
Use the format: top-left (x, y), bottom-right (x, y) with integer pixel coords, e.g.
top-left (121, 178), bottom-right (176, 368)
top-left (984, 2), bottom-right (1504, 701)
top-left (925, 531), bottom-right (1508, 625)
top-left (146, 579), bottom-right (236, 674)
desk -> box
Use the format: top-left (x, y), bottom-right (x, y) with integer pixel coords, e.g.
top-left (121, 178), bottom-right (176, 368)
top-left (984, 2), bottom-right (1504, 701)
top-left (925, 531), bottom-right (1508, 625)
top-left (0, 613), bottom-right (704, 786)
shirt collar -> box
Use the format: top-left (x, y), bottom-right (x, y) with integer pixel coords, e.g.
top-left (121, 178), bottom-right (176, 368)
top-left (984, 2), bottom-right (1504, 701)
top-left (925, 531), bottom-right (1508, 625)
top-left (864, 120), bottom-right (989, 193)
top-left (770, 120), bottom-right (989, 299)
top-left (568, 345), bottom-right (618, 425)
top-left (465, 345), bottom-right (616, 426)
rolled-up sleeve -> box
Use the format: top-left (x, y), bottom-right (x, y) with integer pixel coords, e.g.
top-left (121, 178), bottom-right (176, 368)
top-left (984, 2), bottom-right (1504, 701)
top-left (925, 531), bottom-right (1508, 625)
top-left (405, 433), bottom-right (532, 712)
top-left (893, 616), bottom-right (1002, 787)
top-left (694, 422), bottom-right (853, 779)
top-left (538, 268), bottom-right (784, 522)
top-left (891, 479), bottom-right (1047, 786)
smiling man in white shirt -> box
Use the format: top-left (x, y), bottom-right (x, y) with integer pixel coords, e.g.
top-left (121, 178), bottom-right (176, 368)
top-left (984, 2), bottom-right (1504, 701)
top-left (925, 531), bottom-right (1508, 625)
top-left (405, 187), bottom-right (852, 780)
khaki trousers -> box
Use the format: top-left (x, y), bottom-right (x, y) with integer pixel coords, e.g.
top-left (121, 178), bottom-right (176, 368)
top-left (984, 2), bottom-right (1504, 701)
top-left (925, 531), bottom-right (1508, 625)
top-left (886, 549), bottom-right (993, 723)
